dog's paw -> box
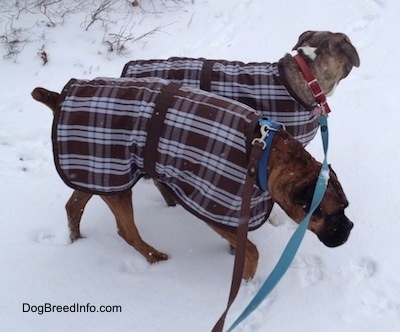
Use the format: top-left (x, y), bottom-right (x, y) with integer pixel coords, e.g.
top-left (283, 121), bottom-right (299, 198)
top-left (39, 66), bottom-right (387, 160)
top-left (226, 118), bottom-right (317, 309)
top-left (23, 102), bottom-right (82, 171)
top-left (268, 213), bottom-right (281, 227)
top-left (146, 249), bottom-right (169, 264)
top-left (69, 234), bottom-right (86, 243)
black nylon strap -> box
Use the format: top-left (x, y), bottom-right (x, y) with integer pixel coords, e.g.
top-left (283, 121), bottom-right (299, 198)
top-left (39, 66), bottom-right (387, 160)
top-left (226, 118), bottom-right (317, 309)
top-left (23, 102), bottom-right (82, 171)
top-left (144, 82), bottom-right (181, 177)
top-left (200, 60), bottom-right (216, 91)
top-left (212, 140), bottom-right (264, 332)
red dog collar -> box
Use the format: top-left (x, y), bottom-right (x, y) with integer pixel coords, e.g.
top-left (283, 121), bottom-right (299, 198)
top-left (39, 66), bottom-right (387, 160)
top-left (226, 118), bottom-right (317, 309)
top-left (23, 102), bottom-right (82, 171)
top-left (293, 53), bottom-right (331, 114)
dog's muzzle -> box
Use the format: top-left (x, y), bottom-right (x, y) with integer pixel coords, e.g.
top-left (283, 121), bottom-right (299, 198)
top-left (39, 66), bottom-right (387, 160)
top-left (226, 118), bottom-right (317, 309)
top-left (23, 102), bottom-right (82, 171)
top-left (317, 212), bottom-right (354, 247)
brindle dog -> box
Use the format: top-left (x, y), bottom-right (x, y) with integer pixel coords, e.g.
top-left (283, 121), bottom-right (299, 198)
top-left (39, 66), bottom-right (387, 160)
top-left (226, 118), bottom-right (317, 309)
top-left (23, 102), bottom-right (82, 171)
top-left (122, 30), bottom-right (360, 207)
top-left (32, 84), bottom-right (353, 280)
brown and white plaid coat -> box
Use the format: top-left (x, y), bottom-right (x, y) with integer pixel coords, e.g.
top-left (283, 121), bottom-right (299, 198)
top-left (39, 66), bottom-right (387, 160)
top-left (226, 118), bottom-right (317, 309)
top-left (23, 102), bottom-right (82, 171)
top-left (121, 57), bottom-right (319, 146)
top-left (53, 77), bottom-right (273, 229)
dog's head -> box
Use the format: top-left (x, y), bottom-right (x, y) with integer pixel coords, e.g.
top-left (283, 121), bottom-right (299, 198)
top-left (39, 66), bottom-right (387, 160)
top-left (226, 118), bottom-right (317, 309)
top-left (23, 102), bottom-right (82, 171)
top-left (291, 166), bottom-right (353, 247)
top-left (292, 30), bottom-right (360, 96)
top-left (268, 132), bottom-right (353, 247)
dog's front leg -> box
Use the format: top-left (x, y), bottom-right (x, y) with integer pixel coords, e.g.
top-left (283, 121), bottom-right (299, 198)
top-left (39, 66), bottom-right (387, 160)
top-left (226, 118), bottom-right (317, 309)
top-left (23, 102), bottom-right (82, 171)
top-left (208, 223), bottom-right (259, 280)
top-left (101, 189), bottom-right (169, 263)
top-left (65, 190), bottom-right (93, 241)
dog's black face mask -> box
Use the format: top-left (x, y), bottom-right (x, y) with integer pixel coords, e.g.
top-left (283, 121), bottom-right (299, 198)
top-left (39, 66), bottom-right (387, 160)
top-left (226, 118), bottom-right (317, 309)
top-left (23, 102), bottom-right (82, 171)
top-left (293, 165), bottom-right (354, 247)
top-left (317, 211), bottom-right (353, 247)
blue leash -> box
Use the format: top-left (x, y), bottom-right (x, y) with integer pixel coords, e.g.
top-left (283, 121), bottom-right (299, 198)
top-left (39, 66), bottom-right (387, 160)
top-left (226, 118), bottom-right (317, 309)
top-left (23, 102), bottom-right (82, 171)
top-left (226, 115), bottom-right (330, 331)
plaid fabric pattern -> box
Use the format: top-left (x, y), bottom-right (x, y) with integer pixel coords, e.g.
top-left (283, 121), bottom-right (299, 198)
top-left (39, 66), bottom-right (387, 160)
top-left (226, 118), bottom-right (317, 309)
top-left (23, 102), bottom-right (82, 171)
top-left (121, 57), bottom-right (319, 146)
top-left (53, 77), bottom-right (273, 229)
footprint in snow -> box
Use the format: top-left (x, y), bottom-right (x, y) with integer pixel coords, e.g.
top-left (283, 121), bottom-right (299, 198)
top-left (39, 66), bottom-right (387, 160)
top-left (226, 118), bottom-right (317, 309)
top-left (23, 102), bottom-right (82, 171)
top-left (31, 230), bottom-right (57, 244)
top-left (371, 0), bottom-right (387, 8)
top-left (30, 228), bottom-right (69, 245)
top-left (361, 288), bottom-right (395, 314)
top-left (348, 0), bottom-right (387, 32)
top-left (356, 257), bottom-right (377, 278)
top-left (119, 257), bottom-right (153, 275)
top-left (351, 257), bottom-right (400, 315)
top-left (348, 257), bottom-right (377, 280)
top-left (349, 15), bottom-right (380, 32)
top-left (230, 278), bottom-right (277, 329)
top-left (292, 255), bottom-right (324, 287)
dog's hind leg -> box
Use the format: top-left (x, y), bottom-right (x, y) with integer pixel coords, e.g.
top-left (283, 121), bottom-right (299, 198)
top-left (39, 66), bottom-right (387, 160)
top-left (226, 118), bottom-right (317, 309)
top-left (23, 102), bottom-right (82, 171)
top-left (101, 189), bottom-right (169, 263)
top-left (208, 223), bottom-right (259, 280)
top-left (153, 180), bottom-right (176, 207)
top-left (65, 190), bottom-right (93, 241)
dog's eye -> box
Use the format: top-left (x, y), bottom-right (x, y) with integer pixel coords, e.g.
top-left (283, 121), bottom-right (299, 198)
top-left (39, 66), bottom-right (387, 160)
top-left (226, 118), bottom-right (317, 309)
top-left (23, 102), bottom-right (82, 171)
top-left (328, 210), bottom-right (345, 221)
top-left (311, 207), bottom-right (324, 218)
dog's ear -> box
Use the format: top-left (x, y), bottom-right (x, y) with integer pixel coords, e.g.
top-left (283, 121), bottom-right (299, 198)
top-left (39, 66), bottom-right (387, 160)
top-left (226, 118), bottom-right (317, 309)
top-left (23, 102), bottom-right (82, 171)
top-left (339, 35), bottom-right (360, 68)
top-left (292, 181), bottom-right (317, 211)
top-left (292, 31), bottom-right (316, 51)
top-left (326, 165), bottom-right (349, 209)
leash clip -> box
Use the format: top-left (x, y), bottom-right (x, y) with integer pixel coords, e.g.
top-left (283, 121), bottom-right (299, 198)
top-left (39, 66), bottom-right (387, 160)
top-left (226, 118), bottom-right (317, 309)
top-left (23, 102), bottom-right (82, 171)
top-left (314, 101), bottom-right (331, 115)
top-left (252, 123), bottom-right (280, 149)
top-left (252, 125), bottom-right (270, 149)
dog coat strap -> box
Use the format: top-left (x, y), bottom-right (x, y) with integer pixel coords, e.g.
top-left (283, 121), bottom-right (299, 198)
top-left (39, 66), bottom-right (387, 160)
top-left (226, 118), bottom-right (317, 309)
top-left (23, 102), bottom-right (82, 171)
top-left (144, 82), bottom-right (181, 177)
top-left (200, 60), bottom-right (216, 91)
top-left (212, 138), bottom-right (265, 332)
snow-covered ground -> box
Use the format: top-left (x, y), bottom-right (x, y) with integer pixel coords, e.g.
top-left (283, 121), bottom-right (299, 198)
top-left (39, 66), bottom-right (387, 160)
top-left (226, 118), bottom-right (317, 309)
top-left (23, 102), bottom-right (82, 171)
top-left (1, 1), bottom-right (400, 331)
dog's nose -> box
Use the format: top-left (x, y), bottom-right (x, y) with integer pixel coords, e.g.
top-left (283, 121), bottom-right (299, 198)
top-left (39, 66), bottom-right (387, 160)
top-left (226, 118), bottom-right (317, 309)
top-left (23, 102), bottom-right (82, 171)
top-left (346, 221), bottom-right (354, 232)
top-left (318, 216), bottom-right (353, 248)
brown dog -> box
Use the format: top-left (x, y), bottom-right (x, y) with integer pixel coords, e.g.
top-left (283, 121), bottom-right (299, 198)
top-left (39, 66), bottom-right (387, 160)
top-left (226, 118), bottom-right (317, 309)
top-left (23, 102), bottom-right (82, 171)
top-left (32, 77), bottom-right (353, 280)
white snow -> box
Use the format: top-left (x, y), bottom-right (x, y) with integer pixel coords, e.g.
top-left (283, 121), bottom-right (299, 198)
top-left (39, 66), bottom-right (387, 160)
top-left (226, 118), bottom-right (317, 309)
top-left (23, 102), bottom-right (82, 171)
top-left (1, 1), bottom-right (400, 331)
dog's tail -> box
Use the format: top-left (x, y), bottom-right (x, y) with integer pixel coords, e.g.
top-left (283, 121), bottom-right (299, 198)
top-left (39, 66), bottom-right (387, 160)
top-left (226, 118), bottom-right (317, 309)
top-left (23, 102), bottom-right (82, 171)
top-left (31, 87), bottom-right (60, 114)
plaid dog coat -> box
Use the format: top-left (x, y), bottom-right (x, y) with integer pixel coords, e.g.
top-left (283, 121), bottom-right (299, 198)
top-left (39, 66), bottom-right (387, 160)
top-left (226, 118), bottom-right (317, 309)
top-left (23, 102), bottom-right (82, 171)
top-left (121, 57), bottom-right (319, 146)
top-left (53, 77), bottom-right (273, 229)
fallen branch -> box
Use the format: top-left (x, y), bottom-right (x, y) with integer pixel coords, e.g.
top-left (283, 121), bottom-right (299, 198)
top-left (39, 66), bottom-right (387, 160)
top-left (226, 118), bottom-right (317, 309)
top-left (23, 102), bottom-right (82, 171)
top-left (104, 23), bottom-right (171, 54)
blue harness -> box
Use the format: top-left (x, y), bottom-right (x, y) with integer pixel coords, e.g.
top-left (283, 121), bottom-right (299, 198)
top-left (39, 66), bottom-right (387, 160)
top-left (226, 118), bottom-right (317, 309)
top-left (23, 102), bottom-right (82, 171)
top-left (255, 118), bottom-right (283, 192)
